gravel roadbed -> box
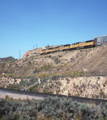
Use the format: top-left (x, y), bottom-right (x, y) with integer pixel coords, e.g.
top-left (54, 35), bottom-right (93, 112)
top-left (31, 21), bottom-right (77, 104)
top-left (0, 90), bottom-right (43, 100)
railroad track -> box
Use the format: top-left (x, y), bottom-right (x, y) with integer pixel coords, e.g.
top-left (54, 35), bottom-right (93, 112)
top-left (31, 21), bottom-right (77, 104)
top-left (0, 88), bottom-right (107, 105)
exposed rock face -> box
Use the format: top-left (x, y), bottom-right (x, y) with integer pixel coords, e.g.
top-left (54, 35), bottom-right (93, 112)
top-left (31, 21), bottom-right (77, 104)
top-left (0, 77), bottom-right (21, 88)
top-left (22, 48), bottom-right (42, 59)
top-left (58, 76), bottom-right (107, 98)
top-left (38, 76), bottom-right (107, 99)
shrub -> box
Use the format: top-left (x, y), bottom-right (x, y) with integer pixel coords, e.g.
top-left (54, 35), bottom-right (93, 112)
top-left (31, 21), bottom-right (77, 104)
top-left (2, 110), bottom-right (19, 120)
top-left (99, 90), bottom-right (105, 98)
top-left (1, 96), bottom-right (107, 119)
top-left (100, 102), bottom-right (107, 119)
top-left (79, 104), bottom-right (99, 120)
top-left (41, 64), bottom-right (52, 71)
top-left (66, 68), bottom-right (69, 71)
top-left (54, 58), bottom-right (60, 64)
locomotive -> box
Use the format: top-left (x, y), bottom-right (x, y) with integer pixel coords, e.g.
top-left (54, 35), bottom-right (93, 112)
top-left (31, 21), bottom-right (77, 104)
top-left (40, 35), bottom-right (107, 55)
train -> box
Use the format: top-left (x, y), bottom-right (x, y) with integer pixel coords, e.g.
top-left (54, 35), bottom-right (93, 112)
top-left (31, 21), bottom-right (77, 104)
top-left (40, 35), bottom-right (107, 55)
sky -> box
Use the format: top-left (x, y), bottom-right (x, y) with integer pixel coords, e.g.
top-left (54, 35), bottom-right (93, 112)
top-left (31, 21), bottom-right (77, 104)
top-left (0, 0), bottom-right (107, 59)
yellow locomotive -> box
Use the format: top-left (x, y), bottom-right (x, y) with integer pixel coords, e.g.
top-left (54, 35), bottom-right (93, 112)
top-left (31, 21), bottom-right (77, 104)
top-left (40, 40), bottom-right (94, 55)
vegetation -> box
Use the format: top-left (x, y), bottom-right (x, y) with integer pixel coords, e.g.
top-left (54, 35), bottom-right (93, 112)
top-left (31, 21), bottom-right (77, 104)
top-left (39, 64), bottom-right (52, 71)
top-left (6, 77), bottom-right (38, 90)
top-left (0, 96), bottom-right (107, 120)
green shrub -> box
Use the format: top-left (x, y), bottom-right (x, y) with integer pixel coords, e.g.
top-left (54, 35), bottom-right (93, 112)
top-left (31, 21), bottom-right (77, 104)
top-left (0, 96), bottom-right (107, 120)
top-left (54, 58), bottom-right (60, 64)
top-left (79, 104), bottom-right (99, 120)
top-left (99, 90), bottom-right (105, 98)
top-left (101, 102), bottom-right (107, 119)
top-left (41, 64), bottom-right (52, 71)
top-left (3, 110), bottom-right (19, 120)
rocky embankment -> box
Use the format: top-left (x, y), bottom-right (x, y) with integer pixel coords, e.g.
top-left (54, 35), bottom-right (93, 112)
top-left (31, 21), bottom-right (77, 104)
top-left (37, 76), bottom-right (107, 99)
top-left (58, 76), bottom-right (107, 98)
top-left (0, 77), bottom-right (21, 88)
top-left (1, 75), bottom-right (106, 99)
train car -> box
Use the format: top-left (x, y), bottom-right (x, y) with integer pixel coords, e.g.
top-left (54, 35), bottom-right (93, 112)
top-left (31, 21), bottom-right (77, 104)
top-left (81, 40), bottom-right (94, 48)
top-left (78, 40), bottom-right (94, 48)
top-left (94, 35), bottom-right (107, 46)
top-left (58, 45), bottom-right (65, 51)
top-left (58, 44), bottom-right (70, 51)
top-left (78, 42), bottom-right (86, 49)
top-left (52, 46), bottom-right (59, 52)
top-left (40, 48), bottom-right (51, 54)
top-left (70, 42), bottom-right (79, 49)
top-left (40, 49), bottom-right (47, 55)
top-left (47, 48), bottom-right (53, 53)
top-left (62, 44), bottom-right (70, 51)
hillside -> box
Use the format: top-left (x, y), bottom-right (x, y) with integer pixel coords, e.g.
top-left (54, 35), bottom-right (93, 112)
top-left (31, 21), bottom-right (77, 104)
top-left (0, 44), bottom-right (107, 99)
top-left (22, 43), bottom-right (107, 77)
top-left (0, 56), bottom-right (16, 62)
top-left (1, 44), bottom-right (107, 77)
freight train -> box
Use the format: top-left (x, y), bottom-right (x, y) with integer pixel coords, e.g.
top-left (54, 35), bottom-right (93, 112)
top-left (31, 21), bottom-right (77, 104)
top-left (40, 35), bottom-right (107, 55)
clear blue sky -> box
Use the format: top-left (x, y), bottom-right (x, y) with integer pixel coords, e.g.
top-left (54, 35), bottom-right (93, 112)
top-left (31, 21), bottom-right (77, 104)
top-left (0, 0), bottom-right (107, 59)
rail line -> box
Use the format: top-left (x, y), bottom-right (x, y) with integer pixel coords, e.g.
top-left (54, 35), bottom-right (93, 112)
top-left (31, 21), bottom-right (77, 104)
top-left (0, 88), bottom-right (107, 105)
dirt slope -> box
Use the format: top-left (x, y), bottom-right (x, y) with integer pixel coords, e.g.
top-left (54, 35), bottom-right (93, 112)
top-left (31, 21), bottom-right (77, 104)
top-left (0, 44), bottom-right (107, 77)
